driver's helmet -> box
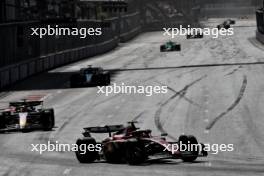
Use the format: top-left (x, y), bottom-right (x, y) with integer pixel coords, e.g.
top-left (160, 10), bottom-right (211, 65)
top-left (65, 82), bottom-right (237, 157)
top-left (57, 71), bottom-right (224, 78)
top-left (18, 105), bottom-right (27, 112)
top-left (141, 131), bottom-right (149, 137)
top-left (125, 126), bottom-right (135, 135)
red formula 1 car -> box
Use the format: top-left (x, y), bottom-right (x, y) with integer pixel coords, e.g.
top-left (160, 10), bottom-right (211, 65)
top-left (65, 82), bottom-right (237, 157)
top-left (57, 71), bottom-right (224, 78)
top-left (75, 122), bottom-right (208, 165)
top-left (0, 100), bottom-right (55, 132)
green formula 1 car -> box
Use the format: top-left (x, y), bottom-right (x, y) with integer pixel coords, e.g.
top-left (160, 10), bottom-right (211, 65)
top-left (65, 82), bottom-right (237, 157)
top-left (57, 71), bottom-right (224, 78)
top-left (160, 41), bottom-right (181, 52)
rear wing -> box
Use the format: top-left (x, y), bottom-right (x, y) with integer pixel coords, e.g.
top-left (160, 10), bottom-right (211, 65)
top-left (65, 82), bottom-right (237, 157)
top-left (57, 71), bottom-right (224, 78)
top-left (9, 101), bottom-right (43, 107)
top-left (83, 125), bottom-right (125, 137)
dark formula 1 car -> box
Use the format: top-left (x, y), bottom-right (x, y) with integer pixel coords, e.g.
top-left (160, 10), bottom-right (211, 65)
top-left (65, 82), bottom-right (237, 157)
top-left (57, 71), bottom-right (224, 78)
top-left (217, 19), bottom-right (236, 30)
top-left (75, 122), bottom-right (208, 165)
top-left (70, 66), bottom-right (110, 88)
top-left (187, 31), bottom-right (204, 39)
top-left (160, 41), bottom-right (181, 52)
top-left (0, 100), bottom-right (54, 132)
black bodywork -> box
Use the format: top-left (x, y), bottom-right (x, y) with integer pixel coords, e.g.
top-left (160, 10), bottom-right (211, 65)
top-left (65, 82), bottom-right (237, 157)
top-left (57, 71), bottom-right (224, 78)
top-left (75, 122), bottom-right (208, 165)
top-left (217, 19), bottom-right (236, 30)
top-left (187, 31), bottom-right (204, 39)
top-left (70, 66), bottom-right (110, 88)
top-left (0, 101), bottom-right (55, 132)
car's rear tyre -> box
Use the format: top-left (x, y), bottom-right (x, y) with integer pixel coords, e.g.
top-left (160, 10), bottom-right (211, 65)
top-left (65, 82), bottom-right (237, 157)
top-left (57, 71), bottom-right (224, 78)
top-left (75, 137), bottom-right (98, 163)
top-left (70, 74), bottom-right (82, 88)
top-left (160, 46), bottom-right (165, 52)
top-left (103, 74), bottom-right (111, 86)
top-left (125, 142), bottom-right (146, 165)
top-left (0, 113), bottom-right (5, 129)
top-left (174, 45), bottom-right (181, 51)
top-left (179, 135), bottom-right (199, 162)
top-left (42, 109), bottom-right (55, 131)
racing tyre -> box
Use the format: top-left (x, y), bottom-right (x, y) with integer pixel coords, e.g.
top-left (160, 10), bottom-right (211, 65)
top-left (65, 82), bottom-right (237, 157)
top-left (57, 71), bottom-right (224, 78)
top-left (125, 142), bottom-right (146, 165)
top-left (160, 45), bottom-right (165, 52)
top-left (0, 113), bottom-right (5, 129)
top-left (200, 143), bottom-right (208, 157)
top-left (225, 24), bottom-right (231, 29)
top-left (179, 135), bottom-right (199, 162)
top-left (42, 109), bottom-right (55, 131)
top-left (174, 45), bottom-right (181, 51)
top-left (70, 74), bottom-right (81, 88)
top-left (75, 137), bottom-right (98, 163)
top-left (103, 74), bottom-right (111, 86)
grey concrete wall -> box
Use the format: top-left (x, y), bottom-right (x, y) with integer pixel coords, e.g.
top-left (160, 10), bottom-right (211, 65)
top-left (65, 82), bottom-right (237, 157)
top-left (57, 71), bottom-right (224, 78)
top-left (0, 12), bottom-right (142, 89)
top-left (199, 0), bottom-right (261, 17)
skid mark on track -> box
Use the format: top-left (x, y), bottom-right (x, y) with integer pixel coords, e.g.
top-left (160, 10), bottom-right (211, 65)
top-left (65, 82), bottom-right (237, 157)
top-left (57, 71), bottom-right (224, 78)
top-left (225, 66), bottom-right (242, 76)
top-left (133, 111), bottom-right (146, 121)
top-left (92, 93), bottom-right (121, 107)
top-left (37, 131), bottom-right (54, 144)
top-left (154, 75), bottom-right (207, 140)
top-left (166, 84), bottom-right (203, 109)
top-left (57, 118), bottom-right (71, 134)
top-left (107, 61), bottom-right (264, 73)
top-left (156, 81), bottom-right (203, 109)
top-left (206, 75), bottom-right (247, 130)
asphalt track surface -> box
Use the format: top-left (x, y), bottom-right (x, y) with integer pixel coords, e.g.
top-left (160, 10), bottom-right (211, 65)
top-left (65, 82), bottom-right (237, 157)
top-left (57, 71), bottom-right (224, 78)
top-left (1, 19), bottom-right (264, 176)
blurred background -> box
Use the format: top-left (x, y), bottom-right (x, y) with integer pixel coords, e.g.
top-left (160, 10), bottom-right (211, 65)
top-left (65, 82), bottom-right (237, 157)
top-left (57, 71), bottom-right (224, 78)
top-left (0, 0), bottom-right (263, 88)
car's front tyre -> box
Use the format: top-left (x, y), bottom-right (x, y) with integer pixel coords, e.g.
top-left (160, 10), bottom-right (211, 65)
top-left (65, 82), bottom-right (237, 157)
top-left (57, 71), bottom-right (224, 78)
top-left (0, 113), bottom-right (5, 129)
top-left (70, 74), bottom-right (82, 88)
top-left (41, 109), bottom-right (55, 131)
top-left (179, 135), bottom-right (199, 162)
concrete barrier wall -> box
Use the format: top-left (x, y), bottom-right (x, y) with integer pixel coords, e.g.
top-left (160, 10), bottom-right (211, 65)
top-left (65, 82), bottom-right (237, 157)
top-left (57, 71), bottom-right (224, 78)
top-left (256, 8), bottom-right (264, 44)
top-left (120, 12), bottom-right (142, 42)
top-left (0, 12), bottom-right (142, 89)
top-left (199, 0), bottom-right (260, 17)
top-left (256, 30), bottom-right (264, 44)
